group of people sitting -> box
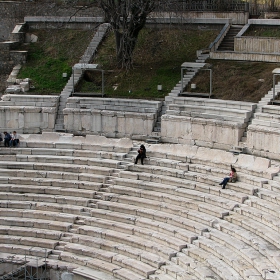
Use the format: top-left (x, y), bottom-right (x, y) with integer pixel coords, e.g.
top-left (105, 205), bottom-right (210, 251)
top-left (0, 131), bottom-right (20, 147)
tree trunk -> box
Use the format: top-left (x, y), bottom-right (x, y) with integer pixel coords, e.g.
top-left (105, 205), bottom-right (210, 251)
top-left (115, 30), bottom-right (138, 69)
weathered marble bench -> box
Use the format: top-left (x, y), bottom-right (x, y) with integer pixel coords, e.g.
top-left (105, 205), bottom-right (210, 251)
top-left (171, 97), bottom-right (257, 111)
top-left (20, 133), bottom-right (133, 153)
top-left (167, 104), bottom-right (252, 122)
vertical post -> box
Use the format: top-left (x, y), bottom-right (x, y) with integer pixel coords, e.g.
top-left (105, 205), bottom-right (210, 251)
top-left (72, 67), bottom-right (75, 96)
top-left (181, 68), bottom-right (184, 94)
top-left (273, 73), bottom-right (275, 101)
top-left (209, 69), bottom-right (212, 98)
top-left (102, 70), bottom-right (104, 97)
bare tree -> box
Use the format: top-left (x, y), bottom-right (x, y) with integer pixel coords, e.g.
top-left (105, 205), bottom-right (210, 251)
top-left (100, 0), bottom-right (156, 69)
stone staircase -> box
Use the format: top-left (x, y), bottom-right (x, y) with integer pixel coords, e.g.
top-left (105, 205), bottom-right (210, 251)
top-left (217, 25), bottom-right (243, 52)
top-left (165, 49), bottom-right (210, 103)
top-left (149, 49), bottom-right (210, 142)
top-left (54, 23), bottom-right (110, 132)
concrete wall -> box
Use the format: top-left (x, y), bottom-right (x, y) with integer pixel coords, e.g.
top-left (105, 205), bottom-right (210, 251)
top-left (150, 11), bottom-right (248, 25)
top-left (210, 50), bottom-right (280, 62)
top-left (235, 36), bottom-right (280, 53)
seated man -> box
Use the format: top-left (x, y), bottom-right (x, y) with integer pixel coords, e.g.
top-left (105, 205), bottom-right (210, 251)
top-left (3, 132), bottom-right (11, 147)
top-left (10, 131), bottom-right (19, 147)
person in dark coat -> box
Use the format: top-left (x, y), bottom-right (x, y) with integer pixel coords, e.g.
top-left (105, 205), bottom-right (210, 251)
top-left (135, 144), bottom-right (147, 165)
top-left (3, 132), bottom-right (11, 147)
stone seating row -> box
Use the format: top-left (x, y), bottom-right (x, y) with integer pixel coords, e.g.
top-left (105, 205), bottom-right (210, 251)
top-left (0, 161), bottom-right (114, 176)
top-left (109, 184), bottom-right (242, 223)
top-left (171, 97), bottom-right (257, 111)
top-left (12, 154), bottom-right (122, 169)
top-left (0, 199), bottom-right (91, 216)
top-left (1, 94), bottom-right (59, 104)
top-left (66, 97), bottom-right (162, 110)
top-left (64, 243), bottom-right (157, 278)
top-left (110, 166), bottom-right (276, 270)
top-left (0, 244), bottom-right (52, 258)
top-left (107, 177), bottom-right (279, 252)
top-left (167, 104), bottom-right (252, 123)
top-left (124, 164), bottom-right (257, 199)
top-left (0, 234), bottom-right (58, 250)
top-left (123, 165), bottom-right (280, 233)
top-left (192, 236), bottom-right (263, 279)
top-left (66, 103), bottom-right (159, 114)
top-left (0, 183), bottom-right (97, 200)
top-left (140, 159), bottom-right (265, 192)
top-left (0, 215), bottom-right (72, 232)
top-left (0, 201), bottom-right (187, 279)
top-left (18, 133), bottom-right (133, 153)
top-left (0, 101), bottom-right (58, 107)
top-left (146, 143), bottom-right (279, 180)
top-left (1, 137), bottom-right (279, 279)
top-left (106, 178), bottom-right (279, 247)
top-left (202, 227), bottom-right (280, 278)
top-left (0, 225), bottom-right (63, 241)
top-left (0, 208), bottom-right (78, 223)
top-left (250, 105), bottom-right (280, 129)
top-left (172, 252), bottom-right (223, 280)
top-left (180, 245), bottom-right (244, 280)
top-left (61, 251), bottom-right (147, 280)
top-left (4, 147), bottom-right (127, 161)
top-left (0, 191), bottom-right (95, 208)
top-left (16, 134), bottom-right (277, 180)
top-left (0, 169), bottom-right (105, 185)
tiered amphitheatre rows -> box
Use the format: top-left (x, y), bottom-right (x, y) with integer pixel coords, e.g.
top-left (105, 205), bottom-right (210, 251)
top-left (247, 104), bottom-right (280, 160)
top-left (161, 97), bottom-right (257, 148)
top-left (0, 133), bottom-right (280, 280)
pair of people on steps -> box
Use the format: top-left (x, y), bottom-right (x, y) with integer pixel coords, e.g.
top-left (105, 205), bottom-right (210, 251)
top-left (219, 165), bottom-right (237, 189)
top-left (135, 144), bottom-right (146, 165)
top-left (3, 131), bottom-right (19, 147)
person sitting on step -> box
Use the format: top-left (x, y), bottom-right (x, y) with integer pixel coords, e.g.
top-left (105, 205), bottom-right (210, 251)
top-left (3, 132), bottom-right (11, 147)
top-left (135, 144), bottom-right (147, 165)
top-left (219, 165), bottom-right (237, 189)
top-left (9, 131), bottom-right (19, 147)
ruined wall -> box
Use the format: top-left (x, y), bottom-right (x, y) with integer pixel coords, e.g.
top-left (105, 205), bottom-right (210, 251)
top-left (0, 0), bottom-right (102, 42)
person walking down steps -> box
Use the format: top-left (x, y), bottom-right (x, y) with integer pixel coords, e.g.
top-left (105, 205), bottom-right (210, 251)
top-left (135, 144), bottom-right (147, 165)
top-left (219, 165), bottom-right (237, 189)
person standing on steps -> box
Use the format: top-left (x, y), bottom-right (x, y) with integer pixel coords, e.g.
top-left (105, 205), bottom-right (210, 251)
top-left (219, 165), bottom-right (237, 189)
top-left (135, 144), bottom-right (147, 165)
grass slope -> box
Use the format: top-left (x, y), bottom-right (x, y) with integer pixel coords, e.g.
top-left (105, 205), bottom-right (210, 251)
top-left (17, 26), bottom-right (279, 102)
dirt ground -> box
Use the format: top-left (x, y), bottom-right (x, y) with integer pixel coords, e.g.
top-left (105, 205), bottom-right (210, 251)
top-left (0, 74), bottom-right (8, 97)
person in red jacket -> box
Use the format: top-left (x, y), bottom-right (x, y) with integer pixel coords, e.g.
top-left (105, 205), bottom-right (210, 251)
top-left (219, 165), bottom-right (237, 189)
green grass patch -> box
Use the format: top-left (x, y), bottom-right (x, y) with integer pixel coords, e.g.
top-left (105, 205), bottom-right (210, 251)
top-left (17, 29), bottom-right (96, 94)
top-left (80, 27), bottom-right (219, 99)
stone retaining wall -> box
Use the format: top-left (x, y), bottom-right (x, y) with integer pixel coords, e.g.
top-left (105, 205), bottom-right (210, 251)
top-left (63, 108), bottom-right (157, 138)
top-left (0, 94), bottom-right (59, 133)
top-left (161, 114), bottom-right (246, 150)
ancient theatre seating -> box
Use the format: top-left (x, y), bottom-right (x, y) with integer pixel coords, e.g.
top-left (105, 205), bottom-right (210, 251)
top-left (0, 134), bottom-right (280, 279)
